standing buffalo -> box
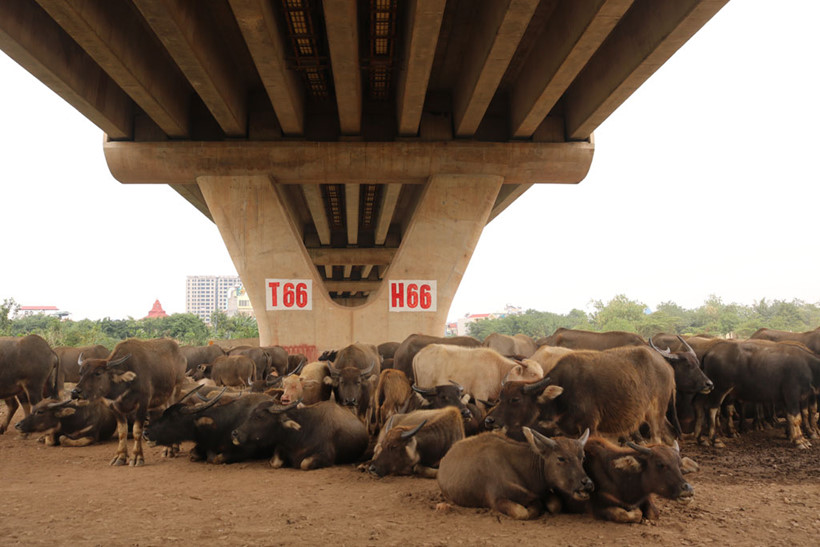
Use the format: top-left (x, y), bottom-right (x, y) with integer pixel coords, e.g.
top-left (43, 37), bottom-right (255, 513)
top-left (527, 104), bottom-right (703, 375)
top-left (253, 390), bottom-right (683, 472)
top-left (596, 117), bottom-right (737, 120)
top-left (437, 429), bottom-right (593, 520)
top-left (413, 344), bottom-right (543, 403)
top-left (228, 346), bottom-right (273, 379)
top-left (393, 334), bottom-right (481, 383)
top-left (750, 327), bottom-right (820, 354)
top-left (200, 354), bottom-right (257, 388)
top-left (369, 407), bottom-right (465, 478)
top-left (325, 343), bottom-right (381, 421)
top-left (231, 400), bottom-right (369, 470)
top-left (1, 334), bottom-right (59, 434)
top-left (536, 328), bottom-right (647, 350)
top-left (54, 344), bottom-right (109, 387)
top-left (483, 333), bottom-right (537, 358)
top-left (71, 338), bottom-right (187, 466)
top-left (180, 344), bottom-right (226, 374)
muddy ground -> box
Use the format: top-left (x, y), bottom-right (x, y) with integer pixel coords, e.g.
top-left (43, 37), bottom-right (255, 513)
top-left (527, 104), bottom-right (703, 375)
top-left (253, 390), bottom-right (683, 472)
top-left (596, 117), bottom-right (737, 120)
top-left (1, 404), bottom-right (819, 546)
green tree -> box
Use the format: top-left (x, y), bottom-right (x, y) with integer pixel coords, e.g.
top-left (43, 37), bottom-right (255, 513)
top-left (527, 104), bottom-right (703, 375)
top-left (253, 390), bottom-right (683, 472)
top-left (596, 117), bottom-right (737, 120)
top-left (0, 298), bottom-right (20, 335)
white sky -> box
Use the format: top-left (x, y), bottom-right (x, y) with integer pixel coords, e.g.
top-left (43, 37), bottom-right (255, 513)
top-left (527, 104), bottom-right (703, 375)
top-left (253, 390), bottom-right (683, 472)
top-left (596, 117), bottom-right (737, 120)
top-left (0, 0), bottom-right (818, 323)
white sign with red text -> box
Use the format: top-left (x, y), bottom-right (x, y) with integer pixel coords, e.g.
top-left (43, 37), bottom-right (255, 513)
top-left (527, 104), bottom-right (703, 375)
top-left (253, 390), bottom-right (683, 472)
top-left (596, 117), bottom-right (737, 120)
top-left (265, 279), bottom-right (312, 310)
top-left (389, 280), bottom-right (437, 312)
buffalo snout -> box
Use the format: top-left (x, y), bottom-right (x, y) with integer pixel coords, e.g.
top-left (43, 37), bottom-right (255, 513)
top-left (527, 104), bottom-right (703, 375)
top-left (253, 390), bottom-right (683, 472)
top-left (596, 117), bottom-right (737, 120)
top-left (679, 482), bottom-right (695, 499)
top-left (70, 388), bottom-right (83, 400)
top-left (700, 380), bottom-right (714, 394)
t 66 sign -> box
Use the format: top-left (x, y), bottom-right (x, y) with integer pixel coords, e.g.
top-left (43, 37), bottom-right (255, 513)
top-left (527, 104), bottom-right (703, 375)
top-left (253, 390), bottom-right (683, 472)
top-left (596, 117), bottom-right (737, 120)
top-left (389, 280), bottom-right (436, 312)
top-left (265, 279), bottom-right (312, 310)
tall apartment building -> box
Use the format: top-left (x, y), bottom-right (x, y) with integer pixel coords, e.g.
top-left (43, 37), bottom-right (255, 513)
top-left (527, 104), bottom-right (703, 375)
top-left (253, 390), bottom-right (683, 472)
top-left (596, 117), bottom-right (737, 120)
top-left (185, 275), bottom-right (241, 324)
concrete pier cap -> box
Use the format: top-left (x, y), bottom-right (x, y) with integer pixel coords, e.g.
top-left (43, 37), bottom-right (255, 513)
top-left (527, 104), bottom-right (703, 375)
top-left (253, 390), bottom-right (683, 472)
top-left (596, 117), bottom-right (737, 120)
top-left (104, 138), bottom-right (594, 351)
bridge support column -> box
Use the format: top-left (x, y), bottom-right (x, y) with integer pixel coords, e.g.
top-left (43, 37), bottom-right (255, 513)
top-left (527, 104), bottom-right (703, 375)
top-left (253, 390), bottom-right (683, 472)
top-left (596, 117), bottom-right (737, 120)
top-left (198, 174), bottom-right (503, 350)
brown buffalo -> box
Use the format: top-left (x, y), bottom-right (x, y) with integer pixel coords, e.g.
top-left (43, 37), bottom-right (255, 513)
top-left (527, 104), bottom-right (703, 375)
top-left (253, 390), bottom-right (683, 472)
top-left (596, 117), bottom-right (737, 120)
top-left (369, 368), bottom-right (416, 435)
top-left (325, 343), bottom-right (381, 420)
top-left (536, 328), bottom-right (647, 350)
top-left (483, 333), bottom-right (537, 358)
top-left (15, 398), bottom-right (116, 447)
top-left (1, 334), bottom-right (59, 434)
top-left (179, 344), bottom-right (226, 374)
top-left (437, 429), bottom-right (593, 520)
top-left (750, 326), bottom-right (820, 354)
top-left (54, 344), bottom-right (109, 388)
top-left (369, 407), bottom-right (465, 478)
top-left (72, 338), bottom-right (187, 466)
top-left (208, 355), bottom-right (257, 388)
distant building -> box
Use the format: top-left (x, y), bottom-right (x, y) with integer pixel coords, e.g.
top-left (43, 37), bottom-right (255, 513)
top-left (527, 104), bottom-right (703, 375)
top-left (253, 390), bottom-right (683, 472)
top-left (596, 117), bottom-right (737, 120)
top-left (186, 275), bottom-right (241, 324)
top-left (18, 305), bottom-right (68, 319)
top-left (226, 284), bottom-right (255, 318)
top-left (145, 299), bottom-right (168, 319)
top-left (455, 313), bottom-right (495, 337)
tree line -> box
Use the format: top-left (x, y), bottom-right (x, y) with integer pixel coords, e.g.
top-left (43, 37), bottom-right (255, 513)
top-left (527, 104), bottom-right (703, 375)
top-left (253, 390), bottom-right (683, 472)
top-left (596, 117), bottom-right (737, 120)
top-left (0, 298), bottom-right (258, 348)
top-left (465, 294), bottom-right (820, 341)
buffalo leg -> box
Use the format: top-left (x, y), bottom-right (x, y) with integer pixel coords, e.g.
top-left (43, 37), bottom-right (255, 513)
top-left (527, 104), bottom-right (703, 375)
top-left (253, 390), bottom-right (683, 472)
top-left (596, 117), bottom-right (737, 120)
top-left (130, 418), bottom-right (146, 466)
top-left (111, 411), bottom-right (130, 466)
top-left (808, 395), bottom-right (820, 439)
top-left (491, 482), bottom-right (541, 520)
top-left (60, 435), bottom-right (95, 447)
top-left (0, 397), bottom-right (20, 434)
top-left (597, 506), bottom-right (643, 523)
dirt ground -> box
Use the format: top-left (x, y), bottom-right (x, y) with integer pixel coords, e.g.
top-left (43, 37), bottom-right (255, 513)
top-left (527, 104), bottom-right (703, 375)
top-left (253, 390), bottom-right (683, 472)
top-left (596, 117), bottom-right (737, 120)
top-left (1, 404), bottom-right (819, 547)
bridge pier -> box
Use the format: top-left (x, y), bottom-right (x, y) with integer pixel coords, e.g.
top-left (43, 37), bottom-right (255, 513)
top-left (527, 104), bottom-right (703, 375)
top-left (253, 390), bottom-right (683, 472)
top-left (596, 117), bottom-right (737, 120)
top-left (198, 174), bottom-right (503, 349)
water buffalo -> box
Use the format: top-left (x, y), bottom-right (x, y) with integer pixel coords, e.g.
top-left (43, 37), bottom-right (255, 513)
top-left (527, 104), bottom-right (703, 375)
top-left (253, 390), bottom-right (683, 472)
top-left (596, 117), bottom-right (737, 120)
top-left (71, 338), bottom-right (187, 466)
top-left (1, 334), bottom-right (59, 434)
top-left (569, 437), bottom-right (694, 522)
top-left (413, 344), bottom-right (543, 404)
top-left (204, 354), bottom-right (256, 388)
top-left (54, 344), bottom-right (109, 388)
top-left (369, 368), bottom-right (416, 435)
top-left (231, 400), bottom-right (369, 470)
top-left (15, 398), bottom-right (116, 446)
top-left (228, 345), bottom-right (273, 379)
top-left (750, 326), bottom-right (820, 354)
top-left (144, 386), bottom-right (273, 464)
top-left (393, 334), bottom-right (481, 383)
top-left (437, 428), bottom-right (593, 520)
top-left (536, 328), bottom-right (647, 350)
top-left (483, 333), bottom-right (537, 358)
top-left (180, 344), bottom-right (226, 374)
top-left (369, 407), bottom-right (465, 478)
top-left (325, 343), bottom-right (381, 420)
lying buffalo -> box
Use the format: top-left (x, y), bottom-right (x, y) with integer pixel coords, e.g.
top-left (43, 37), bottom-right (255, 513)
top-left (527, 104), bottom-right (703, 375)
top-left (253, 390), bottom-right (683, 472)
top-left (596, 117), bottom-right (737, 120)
top-left (15, 398), bottom-right (116, 446)
top-left (437, 428), bottom-right (593, 520)
top-left (231, 400), bottom-right (369, 470)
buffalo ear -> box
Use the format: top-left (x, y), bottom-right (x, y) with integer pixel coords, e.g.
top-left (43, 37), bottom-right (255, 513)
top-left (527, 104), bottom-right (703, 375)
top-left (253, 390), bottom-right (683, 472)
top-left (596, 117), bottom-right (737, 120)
top-left (537, 385), bottom-right (564, 403)
top-left (404, 437), bottom-right (420, 463)
top-left (113, 371), bottom-right (137, 383)
top-left (55, 407), bottom-right (76, 418)
top-left (282, 419), bottom-right (302, 431)
top-left (523, 426), bottom-right (557, 453)
top-left (323, 376), bottom-right (335, 386)
top-left (680, 456), bottom-right (700, 475)
top-left (612, 455), bottom-right (642, 473)
top-left (460, 394), bottom-right (471, 405)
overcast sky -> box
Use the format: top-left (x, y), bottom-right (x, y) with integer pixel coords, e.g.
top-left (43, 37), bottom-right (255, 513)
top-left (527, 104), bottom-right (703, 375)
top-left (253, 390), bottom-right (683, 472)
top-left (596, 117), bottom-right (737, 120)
top-left (1, 0), bottom-right (818, 323)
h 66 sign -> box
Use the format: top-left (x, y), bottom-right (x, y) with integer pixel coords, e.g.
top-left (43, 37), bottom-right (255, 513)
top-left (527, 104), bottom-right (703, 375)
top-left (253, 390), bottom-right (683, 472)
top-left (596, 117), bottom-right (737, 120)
top-left (389, 280), bottom-right (436, 312)
top-left (265, 279), bottom-right (312, 310)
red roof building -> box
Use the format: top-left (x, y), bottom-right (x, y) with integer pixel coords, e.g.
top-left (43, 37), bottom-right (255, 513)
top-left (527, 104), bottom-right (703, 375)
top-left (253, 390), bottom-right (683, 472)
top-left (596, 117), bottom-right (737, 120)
top-left (145, 299), bottom-right (168, 319)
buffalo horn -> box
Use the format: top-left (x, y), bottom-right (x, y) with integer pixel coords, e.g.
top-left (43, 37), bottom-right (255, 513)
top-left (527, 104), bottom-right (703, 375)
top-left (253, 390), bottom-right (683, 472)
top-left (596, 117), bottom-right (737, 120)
top-left (477, 399), bottom-right (497, 409)
top-left (106, 353), bottom-right (132, 368)
top-left (448, 379), bottom-right (464, 393)
top-left (186, 387), bottom-right (227, 414)
top-left (177, 384), bottom-right (205, 404)
top-left (673, 440), bottom-right (680, 454)
top-left (626, 441), bottom-right (652, 455)
top-left (77, 352), bottom-right (84, 366)
top-left (648, 337), bottom-right (673, 357)
top-left (400, 419), bottom-right (427, 439)
top-left (286, 358), bottom-right (306, 377)
top-left (676, 336), bottom-right (698, 358)
top-left (525, 427), bottom-right (558, 449)
top-left (522, 375), bottom-right (552, 394)
top-left (578, 428), bottom-right (590, 446)
top-left (268, 400), bottom-right (301, 413)
top-left (412, 384), bottom-right (435, 396)
top-left (46, 399), bottom-right (74, 409)
top-left (360, 360), bottom-right (376, 377)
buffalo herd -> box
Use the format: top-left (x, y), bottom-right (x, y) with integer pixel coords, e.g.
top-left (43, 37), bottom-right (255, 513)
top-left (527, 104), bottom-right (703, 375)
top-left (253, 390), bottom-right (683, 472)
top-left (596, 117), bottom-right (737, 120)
top-left (2, 326), bottom-right (820, 523)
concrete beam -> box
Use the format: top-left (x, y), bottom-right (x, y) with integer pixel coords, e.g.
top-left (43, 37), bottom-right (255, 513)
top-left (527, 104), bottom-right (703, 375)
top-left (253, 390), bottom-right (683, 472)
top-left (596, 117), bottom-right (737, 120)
top-left (196, 174), bottom-right (502, 348)
top-left (345, 183), bottom-right (360, 245)
top-left (488, 183), bottom-right (531, 223)
top-left (302, 185), bottom-right (331, 245)
top-left (35, 0), bottom-right (190, 139)
top-left (323, 0), bottom-right (361, 135)
top-left (171, 183), bottom-right (212, 221)
top-left (308, 248), bottom-right (397, 266)
top-left (510, 0), bottom-right (634, 139)
top-left (453, 0), bottom-right (539, 137)
top-left (326, 281), bottom-right (381, 293)
top-left (104, 139), bottom-right (594, 186)
top-left (0, 0), bottom-right (132, 139)
top-left (229, 0), bottom-right (304, 136)
top-left (375, 183), bottom-right (401, 245)
top-left (133, 0), bottom-right (247, 137)
top-left (565, 0), bottom-right (729, 140)
top-left (396, 0), bottom-right (446, 136)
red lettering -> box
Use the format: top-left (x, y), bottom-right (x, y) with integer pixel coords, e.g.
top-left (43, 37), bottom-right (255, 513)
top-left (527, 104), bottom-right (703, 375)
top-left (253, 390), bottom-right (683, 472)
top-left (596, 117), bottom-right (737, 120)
top-left (407, 283), bottom-right (418, 308)
top-left (391, 282), bottom-right (404, 308)
top-left (268, 281), bottom-right (280, 307)
top-left (283, 283), bottom-right (295, 307)
top-left (420, 284), bottom-right (431, 309)
top-left (295, 283), bottom-right (308, 308)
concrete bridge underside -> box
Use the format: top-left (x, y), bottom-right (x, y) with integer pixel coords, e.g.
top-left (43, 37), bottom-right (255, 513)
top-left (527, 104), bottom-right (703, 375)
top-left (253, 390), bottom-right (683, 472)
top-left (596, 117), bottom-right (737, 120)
top-left (0, 0), bottom-right (729, 349)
